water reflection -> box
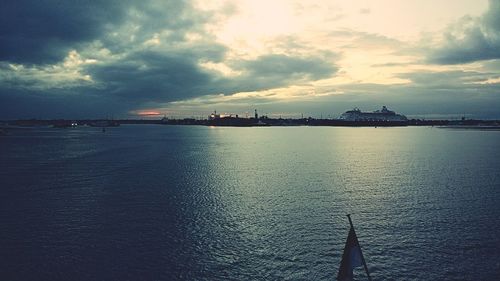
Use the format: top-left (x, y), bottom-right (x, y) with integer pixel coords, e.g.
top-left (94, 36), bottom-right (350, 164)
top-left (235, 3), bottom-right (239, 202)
top-left (1, 126), bottom-right (499, 280)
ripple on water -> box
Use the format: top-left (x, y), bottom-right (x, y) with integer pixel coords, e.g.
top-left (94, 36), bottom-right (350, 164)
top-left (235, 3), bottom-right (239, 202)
top-left (0, 126), bottom-right (499, 280)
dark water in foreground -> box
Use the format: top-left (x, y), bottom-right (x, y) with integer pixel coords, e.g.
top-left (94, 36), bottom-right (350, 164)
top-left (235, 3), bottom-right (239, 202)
top-left (1, 125), bottom-right (499, 280)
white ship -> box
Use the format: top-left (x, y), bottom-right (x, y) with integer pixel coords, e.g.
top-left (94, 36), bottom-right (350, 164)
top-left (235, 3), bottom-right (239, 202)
top-left (339, 106), bottom-right (407, 122)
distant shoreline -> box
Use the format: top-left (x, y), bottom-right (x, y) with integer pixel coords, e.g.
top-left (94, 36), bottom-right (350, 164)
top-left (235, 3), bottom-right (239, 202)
top-left (1, 118), bottom-right (499, 128)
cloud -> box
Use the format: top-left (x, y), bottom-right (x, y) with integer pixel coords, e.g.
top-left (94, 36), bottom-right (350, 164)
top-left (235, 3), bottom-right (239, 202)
top-left (228, 53), bottom-right (338, 92)
top-left (0, 0), bottom-right (211, 65)
top-left (84, 51), bottom-right (217, 102)
top-left (329, 30), bottom-right (407, 51)
top-left (239, 54), bottom-right (336, 80)
top-left (307, 80), bottom-right (500, 119)
top-left (81, 50), bottom-right (338, 103)
top-left (160, 80), bottom-right (500, 119)
top-left (0, 0), bottom-right (227, 117)
top-left (0, 0), bottom-right (132, 64)
top-left (2, 0), bottom-right (499, 119)
top-left (0, 0), bottom-right (342, 118)
top-left (429, 0), bottom-right (500, 64)
top-left (397, 70), bottom-right (499, 88)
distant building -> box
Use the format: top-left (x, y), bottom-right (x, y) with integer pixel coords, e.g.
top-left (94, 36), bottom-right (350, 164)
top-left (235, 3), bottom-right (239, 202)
top-left (209, 110), bottom-right (238, 120)
top-left (209, 110), bottom-right (221, 120)
top-left (339, 106), bottom-right (407, 122)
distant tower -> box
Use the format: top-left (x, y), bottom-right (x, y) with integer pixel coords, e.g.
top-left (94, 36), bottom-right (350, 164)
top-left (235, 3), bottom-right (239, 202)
top-left (254, 109), bottom-right (258, 119)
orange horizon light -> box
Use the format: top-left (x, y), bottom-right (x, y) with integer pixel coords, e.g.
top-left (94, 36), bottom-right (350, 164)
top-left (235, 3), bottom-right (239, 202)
top-left (134, 110), bottom-right (162, 116)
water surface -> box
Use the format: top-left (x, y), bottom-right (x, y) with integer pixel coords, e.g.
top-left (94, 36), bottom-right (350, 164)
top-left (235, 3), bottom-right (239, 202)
top-left (1, 125), bottom-right (499, 280)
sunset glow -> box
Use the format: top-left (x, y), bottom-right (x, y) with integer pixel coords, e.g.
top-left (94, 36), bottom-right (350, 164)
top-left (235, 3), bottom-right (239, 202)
top-left (133, 110), bottom-right (163, 117)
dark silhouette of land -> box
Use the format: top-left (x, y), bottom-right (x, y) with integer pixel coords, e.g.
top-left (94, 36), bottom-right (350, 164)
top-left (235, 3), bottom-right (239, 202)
top-left (1, 116), bottom-right (499, 129)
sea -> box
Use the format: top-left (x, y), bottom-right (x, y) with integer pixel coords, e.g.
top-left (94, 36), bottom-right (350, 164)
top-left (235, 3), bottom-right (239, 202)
top-left (1, 125), bottom-right (499, 281)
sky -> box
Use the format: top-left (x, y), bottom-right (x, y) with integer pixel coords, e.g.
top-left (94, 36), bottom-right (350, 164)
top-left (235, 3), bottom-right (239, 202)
top-left (1, 0), bottom-right (500, 119)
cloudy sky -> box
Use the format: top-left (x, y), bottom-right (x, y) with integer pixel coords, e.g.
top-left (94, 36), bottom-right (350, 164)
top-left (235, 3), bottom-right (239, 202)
top-left (1, 0), bottom-right (500, 119)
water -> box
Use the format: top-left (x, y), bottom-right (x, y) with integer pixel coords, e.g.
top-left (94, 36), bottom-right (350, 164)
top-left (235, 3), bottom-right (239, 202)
top-left (1, 125), bottom-right (499, 280)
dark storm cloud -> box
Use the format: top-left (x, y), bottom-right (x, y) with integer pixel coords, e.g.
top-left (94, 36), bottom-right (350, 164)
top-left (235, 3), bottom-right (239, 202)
top-left (0, 0), bottom-right (133, 64)
top-left (0, 0), bottom-right (341, 119)
top-left (0, 0), bottom-right (202, 65)
top-left (82, 51), bottom-right (337, 103)
top-left (0, 0), bottom-right (226, 118)
top-left (96, 1), bottom-right (210, 55)
top-left (84, 51), bottom-right (217, 102)
top-left (429, 0), bottom-right (500, 64)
